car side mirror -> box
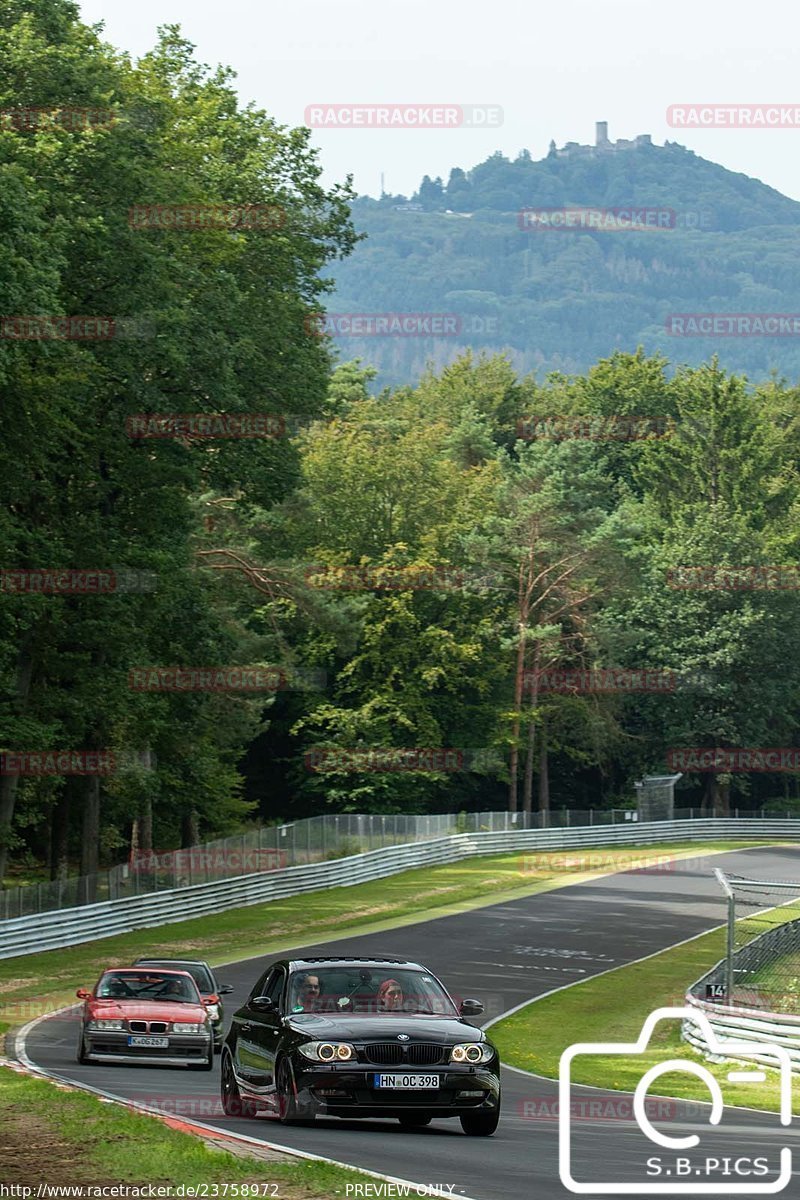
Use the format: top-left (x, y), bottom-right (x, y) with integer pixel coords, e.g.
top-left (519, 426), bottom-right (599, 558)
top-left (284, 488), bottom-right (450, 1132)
top-left (218, 984), bottom-right (234, 995)
top-left (250, 995), bottom-right (276, 1013)
top-left (76, 988), bottom-right (91, 1000)
top-left (460, 998), bottom-right (484, 1017)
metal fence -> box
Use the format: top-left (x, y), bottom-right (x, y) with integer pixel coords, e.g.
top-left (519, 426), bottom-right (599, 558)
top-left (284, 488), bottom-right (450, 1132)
top-left (684, 907), bottom-right (800, 1072)
top-left (3, 805), bottom-right (792, 922)
top-left (2, 816), bottom-right (799, 960)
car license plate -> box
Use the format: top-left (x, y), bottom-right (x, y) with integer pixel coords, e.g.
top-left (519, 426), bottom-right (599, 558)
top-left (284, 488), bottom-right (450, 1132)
top-left (128, 1035), bottom-right (169, 1048)
top-left (373, 1073), bottom-right (439, 1089)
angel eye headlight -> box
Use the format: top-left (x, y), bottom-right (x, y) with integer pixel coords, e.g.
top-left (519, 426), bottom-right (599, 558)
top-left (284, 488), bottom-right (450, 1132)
top-left (450, 1042), bottom-right (493, 1064)
top-left (298, 1041), bottom-right (354, 1062)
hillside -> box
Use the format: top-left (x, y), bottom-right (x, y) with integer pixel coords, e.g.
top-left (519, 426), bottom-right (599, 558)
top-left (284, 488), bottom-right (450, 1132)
top-left (325, 139), bottom-right (800, 386)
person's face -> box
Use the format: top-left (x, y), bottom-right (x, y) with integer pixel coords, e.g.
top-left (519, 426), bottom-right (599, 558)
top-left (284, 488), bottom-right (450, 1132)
top-left (301, 976), bottom-right (321, 1004)
top-left (384, 985), bottom-right (402, 1010)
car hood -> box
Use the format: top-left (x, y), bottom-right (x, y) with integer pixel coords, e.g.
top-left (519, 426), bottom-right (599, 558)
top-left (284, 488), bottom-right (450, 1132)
top-left (87, 1000), bottom-right (207, 1021)
top-left (283, 1014), bottom-right (487, 1043)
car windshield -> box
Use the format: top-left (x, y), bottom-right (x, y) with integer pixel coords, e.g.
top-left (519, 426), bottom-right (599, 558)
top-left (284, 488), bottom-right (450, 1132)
top-left (138, 961), bottom-right (215, 993)
top-left (287, 967), bottom-right (458, 1016)
top-left (96, 971), bottom-right (201, 1003)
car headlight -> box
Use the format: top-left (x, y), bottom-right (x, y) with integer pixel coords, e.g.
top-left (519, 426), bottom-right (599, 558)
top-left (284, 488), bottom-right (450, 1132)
top-left (86, 1019), bottom-right (126, 1031)
top-left (450, 1042), bottom-right (494, 1064)
top-left (298, 1041), bottom-right (354, 1062)
top-left (205, 1004), bottom-right (220, 1021)
top-left (172, 1022), bottom-right (206, 1033)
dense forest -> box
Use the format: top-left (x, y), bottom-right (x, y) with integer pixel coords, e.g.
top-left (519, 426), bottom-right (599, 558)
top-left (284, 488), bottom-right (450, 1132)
top-left (3, 1), bottom-right (800, 888)
top-left (327, 143), bottom-right (800, 386)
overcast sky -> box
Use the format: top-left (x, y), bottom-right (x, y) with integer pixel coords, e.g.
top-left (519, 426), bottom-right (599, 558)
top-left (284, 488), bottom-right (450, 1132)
top-left (79, 0), bottom-right (800, 202)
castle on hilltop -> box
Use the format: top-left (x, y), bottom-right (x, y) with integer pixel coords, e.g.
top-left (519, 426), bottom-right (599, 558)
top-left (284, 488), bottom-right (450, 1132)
top-left (549, 122), bottom-right (652, 160)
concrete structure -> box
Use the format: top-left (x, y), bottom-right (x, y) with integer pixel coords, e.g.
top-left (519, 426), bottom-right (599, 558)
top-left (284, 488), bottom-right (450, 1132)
top-left (553, 123), bottom-right (652, 160)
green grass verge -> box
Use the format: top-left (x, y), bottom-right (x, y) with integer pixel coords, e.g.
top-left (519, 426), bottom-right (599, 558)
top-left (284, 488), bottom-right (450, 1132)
top-left (490, 904), bottom-right (800, 1114)
top-left (0, 1065), bottom-right (374, 1196)
top-left (0, 841), bottom-right (765, 1040)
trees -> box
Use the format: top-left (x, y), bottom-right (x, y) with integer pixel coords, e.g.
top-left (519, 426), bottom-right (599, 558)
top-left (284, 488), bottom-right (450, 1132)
top-left (0, 2), bottom-right (355, 882)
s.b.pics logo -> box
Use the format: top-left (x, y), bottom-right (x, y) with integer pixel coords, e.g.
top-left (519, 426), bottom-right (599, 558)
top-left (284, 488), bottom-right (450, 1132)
top-left (559, 1007), bottom-right (791, 1194)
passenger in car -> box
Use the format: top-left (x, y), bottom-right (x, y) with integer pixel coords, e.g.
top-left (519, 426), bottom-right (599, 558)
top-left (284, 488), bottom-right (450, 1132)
top-left (376, 979), bottom-right (404, 1011)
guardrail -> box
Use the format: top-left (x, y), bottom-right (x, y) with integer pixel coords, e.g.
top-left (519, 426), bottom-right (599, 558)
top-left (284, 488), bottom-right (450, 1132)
top-left (684, 911), bottom-right (800, 1070)
top-left (5, 805), bottom-right (793, 922)
top-left (2, 816), bottom-right (798, 961)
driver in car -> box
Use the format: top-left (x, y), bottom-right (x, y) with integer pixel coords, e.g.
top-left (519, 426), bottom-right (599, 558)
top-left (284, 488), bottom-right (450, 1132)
top-left (292, 973), bottom-right (323, 1012)
top-left (99, 975), bottom-right (132, 998)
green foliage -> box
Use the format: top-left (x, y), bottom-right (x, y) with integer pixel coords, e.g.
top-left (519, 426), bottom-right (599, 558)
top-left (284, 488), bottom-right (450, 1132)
top-left (327, 144), bottom-right (800, 387)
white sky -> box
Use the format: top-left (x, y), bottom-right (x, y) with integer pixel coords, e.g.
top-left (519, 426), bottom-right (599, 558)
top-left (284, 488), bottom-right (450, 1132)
top-left (79, 0), bottom-right (800, 202)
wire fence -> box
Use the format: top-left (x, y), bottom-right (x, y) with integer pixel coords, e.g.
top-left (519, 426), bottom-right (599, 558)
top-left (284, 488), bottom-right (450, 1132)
top-left (1, 804), bottom-right (794, 921)
top-left (701, 870), bottom-right (800, 1014)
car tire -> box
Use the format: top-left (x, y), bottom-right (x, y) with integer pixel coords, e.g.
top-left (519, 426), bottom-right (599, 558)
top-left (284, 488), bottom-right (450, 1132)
top-left (276, 1056), bottom-right (315, 1125)
top-left (398, 1114), bottom-right (432, 1128)
top-left (459, 1108), bottom-right (500, 1136)
top-left (221, 1051), bottom-right (258, 1117)
top-left (76, 1030), bottom-right (91, 1065)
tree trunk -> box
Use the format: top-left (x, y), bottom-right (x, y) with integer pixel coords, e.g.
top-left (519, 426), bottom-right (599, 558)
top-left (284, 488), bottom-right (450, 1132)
top-left (522, 714), bottom-right (536, 816)
top-left (522, 644), bottom-right (542, 816)
top-left (0, 642), bottom-right (35, 886)
top-left (49, 791), bottom-right (71, 881)
top-left (538, 719), bottom-right (550, 825)
top-left (706, 775), bottom-right (730, 818)
top-left (509, 559), bottom-right (530, 813)
top-left (141, 792), bottom-right (153, 853)
top-left (80, 774), bottom-right (101, 901)
top-left (182, 809), bottom-right (200, 848)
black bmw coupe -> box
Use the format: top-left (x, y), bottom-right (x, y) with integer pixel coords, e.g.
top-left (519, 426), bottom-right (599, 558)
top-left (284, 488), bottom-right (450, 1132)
top-left (220, 956), bottom-right (501, 1135)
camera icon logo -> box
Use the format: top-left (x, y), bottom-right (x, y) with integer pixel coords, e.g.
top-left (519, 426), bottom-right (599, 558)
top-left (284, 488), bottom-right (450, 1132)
top-left (559, 1005), bottom-right (792, 1194)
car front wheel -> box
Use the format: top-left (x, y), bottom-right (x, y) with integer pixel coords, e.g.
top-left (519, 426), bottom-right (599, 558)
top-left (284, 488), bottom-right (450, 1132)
top-left (276, 1057), bottom-right (315, 1125)
top-left (76, 1030), bottom-right (91, 1065)
top-left (460, 1108), bottom-right (500, 1136)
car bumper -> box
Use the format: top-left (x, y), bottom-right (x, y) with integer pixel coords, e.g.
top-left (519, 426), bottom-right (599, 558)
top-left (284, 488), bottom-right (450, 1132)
top-left (293, 1061), bottom-right (500, 1116)
top-left (83, 1030), bottom-right (211, 1065)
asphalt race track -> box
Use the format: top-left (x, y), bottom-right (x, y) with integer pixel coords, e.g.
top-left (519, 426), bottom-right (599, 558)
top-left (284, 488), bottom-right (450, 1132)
top-left (20, 847), bottom-right (800, 1200)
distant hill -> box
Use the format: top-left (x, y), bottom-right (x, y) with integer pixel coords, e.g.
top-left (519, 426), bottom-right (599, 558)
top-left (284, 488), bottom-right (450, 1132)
top-left (324, 138), bottom-right (800, 387)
